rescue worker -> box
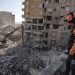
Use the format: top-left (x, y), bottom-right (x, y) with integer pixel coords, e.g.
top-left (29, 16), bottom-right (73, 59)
top-left (64, 12), bottom-right (75, 75)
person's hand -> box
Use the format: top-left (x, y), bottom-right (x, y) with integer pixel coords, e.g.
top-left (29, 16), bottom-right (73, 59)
top-left (73, 29), bottom-right (75, 35)
top-left (69, 43), bottom-right (75, 56)
top-left (69, 50), bottom-right (74, 56)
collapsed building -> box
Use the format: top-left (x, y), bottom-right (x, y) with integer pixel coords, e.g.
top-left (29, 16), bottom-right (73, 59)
top-left (0, 11), bottom-right (15, 37)
top-left (0, 11), bottom-right (15, 28)
top-left (0, 11), bottom-right (22, 44)
top-left (0, 11), bottom-right (15, 45)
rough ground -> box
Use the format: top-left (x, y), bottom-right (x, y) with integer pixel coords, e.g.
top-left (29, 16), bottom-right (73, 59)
top-left (0, 40), bottom-right (63, 75)
top-left (0, 26), bottom-right (63, 75)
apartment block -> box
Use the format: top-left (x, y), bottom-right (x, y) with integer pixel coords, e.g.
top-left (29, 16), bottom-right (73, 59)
top-left (22, 0), bottom-right (75, 48)
top-left (22, 0), bottom-right (46, 46)
top-left (43, 0), bottom-right (75, 47)
top-left (0, 11), bottom-right (15, 28)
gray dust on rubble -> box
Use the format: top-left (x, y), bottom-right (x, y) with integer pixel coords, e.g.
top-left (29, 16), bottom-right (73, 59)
top-left (0, 55), bottom-right (31, 75)
top-left (0, 39), bottom-right (63, 75)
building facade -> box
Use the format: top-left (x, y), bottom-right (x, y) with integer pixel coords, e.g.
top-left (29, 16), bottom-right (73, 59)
top-left (22, 0), bottom-right (75, 48)
top-left (44, 0), bottom-right (75, 47)
top-left (22, 0), bottom-right (45, 45)
top-left (0, 11), bottom-right (15, 28)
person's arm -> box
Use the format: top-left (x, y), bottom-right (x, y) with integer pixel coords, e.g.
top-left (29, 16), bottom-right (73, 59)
top-left (69, 42), bottom-right (75, 56)
top-left (69, 28), bottom-right (75, 55)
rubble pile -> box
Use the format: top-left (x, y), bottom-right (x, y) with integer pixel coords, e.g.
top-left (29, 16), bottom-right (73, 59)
top-left (0, 25), bottom-right (22, 42)
top-left (30, 56), bottom-right (47, 71)
top-left (8, 28), bottom-right (22, 42)
top-left (0, 55), bottom-right (31, 75)
top-left (0, 45), bottom-right (47, 75)
top-left (0, 35), bottom-right (63, 75)
top-left (0, 44), bottom-right (47, 75)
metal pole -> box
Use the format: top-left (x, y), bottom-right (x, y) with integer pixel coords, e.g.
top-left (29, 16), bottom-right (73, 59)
top-left (21, 24), bottom-right (24, 46)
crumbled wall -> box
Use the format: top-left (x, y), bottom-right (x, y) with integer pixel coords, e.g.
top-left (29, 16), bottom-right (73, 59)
top-left (0, 11), bottom-right (15, 28)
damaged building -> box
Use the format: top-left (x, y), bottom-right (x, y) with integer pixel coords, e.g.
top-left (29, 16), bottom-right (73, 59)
top-left (22, 0), bottom-right (75, 48)
top-left (0, 11), bottom-right (22, 44)
top-left (0, 11), bottom-right (15, 29)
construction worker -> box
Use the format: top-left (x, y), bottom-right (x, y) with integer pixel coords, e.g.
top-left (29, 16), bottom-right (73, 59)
top-left (64, 12), bottom-right (75, 75)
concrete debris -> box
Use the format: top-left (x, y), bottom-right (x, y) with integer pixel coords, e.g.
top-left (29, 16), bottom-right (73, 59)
top-left (31, 56), bottom-right (46, 71)
top-left (0, 34), bottom-right (4, 41)
top-left (0, 26), bottom-right (63, 75)
top-left (0, 55), bottom-right (31, 75)
top-left (0, 25), bottom-right (22, 43)
top-left (1, 25), bottom-right (15, 34)
top-left (0, 41), bottom-right (63, 75)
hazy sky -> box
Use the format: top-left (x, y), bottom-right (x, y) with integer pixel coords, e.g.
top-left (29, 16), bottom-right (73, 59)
top-left (0, 0), bottom-right (23, 22)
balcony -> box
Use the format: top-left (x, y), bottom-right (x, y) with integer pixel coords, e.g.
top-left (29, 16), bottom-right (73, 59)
top-left (25, 23), bottom-right (43, 26)
top-left (22, 15), bottom-right (25, 18)
top-left (43, 12), bottom-right (53, 16)
top-left (43, 20), bottom-right (52, 24)
top-left (22, 2), bottom-right (25, 5)
top-left (25, 30), bottom-right (44, 33)
top-left (22, 8), bottom-right (24, 11)
top-left (42, 29), bottom-right (49, 32)
top-left (53, 3), bottom-right (62, 7)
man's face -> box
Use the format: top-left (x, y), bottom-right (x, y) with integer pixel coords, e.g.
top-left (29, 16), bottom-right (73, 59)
top-left (65, 15), bottom-right (75, 27)
top-left (65, 15), bottom-right (75, 29)
top-left (66, 15), bottom-right (73, 23)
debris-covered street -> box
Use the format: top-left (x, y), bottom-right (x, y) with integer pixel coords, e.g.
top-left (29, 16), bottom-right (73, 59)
top-left (0, 37), bottom-right (63, 75)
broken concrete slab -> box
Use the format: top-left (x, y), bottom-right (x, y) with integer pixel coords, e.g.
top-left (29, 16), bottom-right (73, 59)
top-left (37, 53), bottom-right (68, 75)
top-left (38, 60), bottom-right (63, 75)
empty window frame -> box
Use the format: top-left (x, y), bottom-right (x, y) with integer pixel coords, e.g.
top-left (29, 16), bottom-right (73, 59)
top-left (47, 16), bottom-right (52, 20)
top-left (38, 19), bottom-right (43, 24)
top-left (33, 19), bottom-right (37, 23)
top-left (54, 0), bottom-right (59, 3)
top-left (53, 25), bottom-right (59, 29)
